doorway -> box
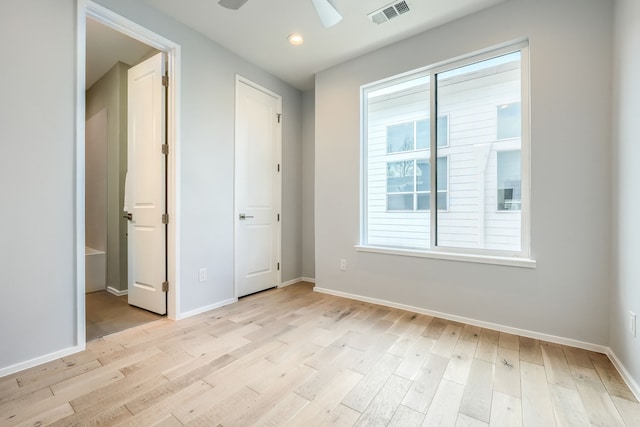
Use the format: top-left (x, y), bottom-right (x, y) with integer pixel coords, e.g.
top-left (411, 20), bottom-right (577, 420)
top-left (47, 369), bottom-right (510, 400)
top-left (78, 1), bottom-right (180, 345)
top-left (234, 77), bottom-right (282, 298)
top-left (85, 19), bottom-right (165, 339)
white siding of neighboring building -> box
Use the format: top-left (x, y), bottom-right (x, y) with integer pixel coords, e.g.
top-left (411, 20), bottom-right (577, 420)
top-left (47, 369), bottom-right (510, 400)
top-left (365, 61), bottom-right (522, 251)
top-left (367, 83), bottom-right (431, 247)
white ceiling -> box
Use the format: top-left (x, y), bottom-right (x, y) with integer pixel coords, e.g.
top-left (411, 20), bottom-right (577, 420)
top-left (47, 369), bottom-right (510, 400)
top-left (86, 0), bottom-right (506, 91)
top-left (141, 0), bottom-right (507, 90)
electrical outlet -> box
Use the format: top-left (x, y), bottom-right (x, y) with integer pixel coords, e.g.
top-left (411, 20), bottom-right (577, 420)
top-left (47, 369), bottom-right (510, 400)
top-left (199, 268), bottom-right (207, 282)
top-left (630, 311), bottom-right (637, 337)
top-left (339, 259), bottom-right (347, 271)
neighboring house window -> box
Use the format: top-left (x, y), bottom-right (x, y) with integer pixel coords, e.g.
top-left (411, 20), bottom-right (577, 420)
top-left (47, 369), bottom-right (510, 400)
top-left (387, 117), bottom-right (448, 153)
top-left (362, 43), bottom-right (529, 257)
top-left (497, 150), bottom-right (521, 211)
top-left (421, 116), bottom-right (449, 148)
top-left (416, 157), bottom-right (448, 210)
top-left (386, 157), bottom-right (448, 211)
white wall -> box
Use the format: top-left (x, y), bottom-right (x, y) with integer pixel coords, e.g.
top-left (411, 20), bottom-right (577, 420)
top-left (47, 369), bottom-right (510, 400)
top-left (611, 0), bottom-right (640, 392)
top-left (315, 0), bottom-right (613, 345)
top-left (0, 0), bottom-right (303, 372)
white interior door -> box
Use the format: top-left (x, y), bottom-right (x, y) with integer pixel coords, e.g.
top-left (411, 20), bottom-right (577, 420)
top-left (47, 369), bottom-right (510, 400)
top-left (235, 79), bottom-right (281, 297)
top-left (126, 52), bottom-right (167, 314)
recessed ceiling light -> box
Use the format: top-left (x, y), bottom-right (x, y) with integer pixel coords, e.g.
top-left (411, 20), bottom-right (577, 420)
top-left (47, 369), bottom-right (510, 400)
top-left (288, 33), bottom-right (304, 46)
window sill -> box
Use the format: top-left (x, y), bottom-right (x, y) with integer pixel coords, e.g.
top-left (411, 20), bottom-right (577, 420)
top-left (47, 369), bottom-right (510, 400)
top-left (354, 245), bottom-right (536, 269)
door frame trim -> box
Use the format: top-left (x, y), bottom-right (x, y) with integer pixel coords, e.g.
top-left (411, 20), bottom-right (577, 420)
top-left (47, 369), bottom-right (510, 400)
top-left (233, 75), bottom-right (282, 299)
top-left (76, 0), bottom-right (182, 349)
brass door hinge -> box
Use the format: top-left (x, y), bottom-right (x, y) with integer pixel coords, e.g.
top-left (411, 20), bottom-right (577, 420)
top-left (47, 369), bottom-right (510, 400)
top-left (162, 281), bottom-right (169, 292)
top-left (162, 213), bottom-right (169, 224)
top-left (162, 74), bottom-right (169, 87)
top-left (162, 144), bottom-right (169, 155)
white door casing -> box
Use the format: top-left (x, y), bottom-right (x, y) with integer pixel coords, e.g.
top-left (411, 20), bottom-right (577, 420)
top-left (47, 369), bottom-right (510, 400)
top-left (235, 78), bottom-right (282, 298)
top-left (126, 52), bottom-right (167, 315)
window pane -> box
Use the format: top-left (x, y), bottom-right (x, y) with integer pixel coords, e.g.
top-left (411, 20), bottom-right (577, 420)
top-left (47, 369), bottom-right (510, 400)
top-left (416, 117), bottom-right (448, 149)
top-left (417, 158), bottom-right (447, 192)
top-left (497, 150), bottom-right (521, 211)
top-left (437, 157), bottom-right (448, 191)
top-left (437, 116), bottom-right (449, 147)
top-left (497, 102), bottom-right (521, 140)
top-left (416, 158), bottom-right (448, 210)
top-left (437, 191), bottom-right (448, 210)
top-left (414, 192), bottom-right (448, 211)
top-left (366, 74), bottom-right (430, 248)
top-left (387, 161), bottom-right (415, 193)
top-left (416, 160), bottom-right (429, 191)
top-left (388, 194), bottom-right (414, 210)
top-left (436, 52), bottom-right (522, 251)
top-left (417, 193), bottom-right (430, 210)
top-left (387, 122), bottom-right (414, 153)
top-left (416, 120), bottom-right (429, 149)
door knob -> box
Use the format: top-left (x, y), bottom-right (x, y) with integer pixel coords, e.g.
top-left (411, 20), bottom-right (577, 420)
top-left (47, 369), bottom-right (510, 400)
top-left (123, 212), bottom-right (133, 221)
top-left (239, 213), bottom-right (254, 220)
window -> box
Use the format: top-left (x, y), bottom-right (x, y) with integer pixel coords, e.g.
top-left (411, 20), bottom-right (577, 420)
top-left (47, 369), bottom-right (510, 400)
top-left (387, 122), bottom-right (415, 153)
top-left (387, 117), bottom-right (448, 153)
top-left (362, 44), bottom-right (529, 258)
top-left (497, 150), bottom-right (521, 211)
top-left (386, 157), bottom-right (448, 211)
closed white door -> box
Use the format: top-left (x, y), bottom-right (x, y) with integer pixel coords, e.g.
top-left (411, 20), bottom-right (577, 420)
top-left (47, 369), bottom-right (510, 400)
top-left (235, 79), bottom-right (281, 297)
top-left (125, 52), bottom-right (167, 315)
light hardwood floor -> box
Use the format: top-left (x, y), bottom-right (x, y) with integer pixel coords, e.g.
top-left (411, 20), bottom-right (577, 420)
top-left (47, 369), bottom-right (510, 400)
top-left (1, 282), bottom-right (638, 426)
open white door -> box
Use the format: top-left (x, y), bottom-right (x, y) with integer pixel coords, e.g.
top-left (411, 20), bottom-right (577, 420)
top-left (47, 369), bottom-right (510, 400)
top-left (125, 52), bottom-right (167, 315)
top-left (235, 79), bottom-right (281, 297)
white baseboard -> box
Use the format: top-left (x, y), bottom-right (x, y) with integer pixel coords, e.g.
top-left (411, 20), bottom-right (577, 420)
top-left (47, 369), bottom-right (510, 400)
top-left (107, 286), bottom-right (128, 297)
top-left (313, 287), bottom-right (608, 353)
top-left (0, 345), bottom-right (85, 378)
top-left (280, 278), bottom-right (301, 288)
top-left (279, 277), bottom-right (316, 288)
top-left (607, 348), bottom-right (640, 402)
top-left (176, 298), bottom-right (237, 320)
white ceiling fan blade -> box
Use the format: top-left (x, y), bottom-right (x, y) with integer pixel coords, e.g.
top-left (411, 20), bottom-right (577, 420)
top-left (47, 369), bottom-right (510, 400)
top-left (219, 0), bottom-right (249, 10)
top-left (311, 0), bottom-right (343, 28)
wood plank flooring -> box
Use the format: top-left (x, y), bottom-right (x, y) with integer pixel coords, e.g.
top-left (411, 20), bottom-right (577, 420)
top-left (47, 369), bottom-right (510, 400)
top-left (1, 282), bottom-right (638, 426)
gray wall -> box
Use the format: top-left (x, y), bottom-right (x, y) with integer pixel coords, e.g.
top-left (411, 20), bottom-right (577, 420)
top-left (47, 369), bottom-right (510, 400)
top-left (283, 87), bottom-right (303, 284)
top-left (0, 0), bottom-right (302, 371)
top-left (86, 61), bottom-right (129, 292)
top-left (611, 0), bottom-right (640, 390)
top-left (302, 90), bottom-right (315, 280)
top-left (315, 0), bottom-right (613, 346)
top-left (0, 0), bottom-right (77, 368)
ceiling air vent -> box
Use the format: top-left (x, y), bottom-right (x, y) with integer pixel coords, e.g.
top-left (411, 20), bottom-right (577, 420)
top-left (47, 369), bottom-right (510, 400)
top-left (368, 1), bottom-right (411, 25)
